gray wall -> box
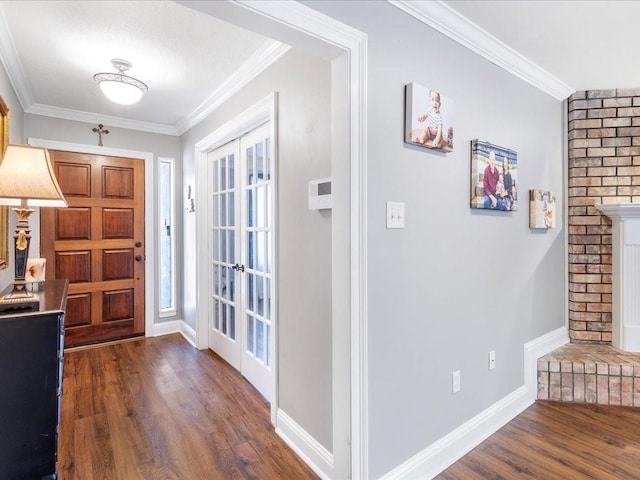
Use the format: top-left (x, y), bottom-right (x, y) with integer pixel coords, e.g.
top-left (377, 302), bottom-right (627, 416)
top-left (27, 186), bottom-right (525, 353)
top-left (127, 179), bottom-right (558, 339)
top-left (0, 64), bottom-right (24, 289)
top-left (306, 1), bottom-right (566, 477)
top-left (180, 49), bottom-right (334, 451)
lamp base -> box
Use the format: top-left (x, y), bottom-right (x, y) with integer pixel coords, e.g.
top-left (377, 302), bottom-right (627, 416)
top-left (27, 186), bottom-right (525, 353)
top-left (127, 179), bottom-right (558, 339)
top-left (0, 283), bottom-right (40, 313)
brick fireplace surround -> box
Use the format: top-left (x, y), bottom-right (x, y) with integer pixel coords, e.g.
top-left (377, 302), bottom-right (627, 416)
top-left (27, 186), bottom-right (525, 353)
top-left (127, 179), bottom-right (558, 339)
top-left (537, 88), bottom-right (640, 405)
top-left (567, 88), bottom-right (640, 344)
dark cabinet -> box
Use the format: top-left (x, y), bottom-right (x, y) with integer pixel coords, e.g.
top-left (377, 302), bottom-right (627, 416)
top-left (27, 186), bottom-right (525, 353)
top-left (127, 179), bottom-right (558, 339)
top-left (0, 280), bottom-right (67, 480)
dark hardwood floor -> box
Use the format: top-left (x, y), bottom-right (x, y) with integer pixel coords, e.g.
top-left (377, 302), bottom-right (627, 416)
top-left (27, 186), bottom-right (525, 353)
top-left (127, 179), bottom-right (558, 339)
top-left (58, 333), bottom-right (319, 480)
top-left (437, 401), bottom-right (640, 479)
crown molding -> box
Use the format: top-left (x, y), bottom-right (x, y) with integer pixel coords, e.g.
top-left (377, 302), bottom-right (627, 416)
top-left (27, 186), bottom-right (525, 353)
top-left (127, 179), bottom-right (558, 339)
top-left (176, 40), bottom-right (290, 135)
top-left (0, 2), bottom-right (33, 110)
top-left (388, 0), bottom-right (575, 101)
top-left (25, 103), bottom-right (179, 136)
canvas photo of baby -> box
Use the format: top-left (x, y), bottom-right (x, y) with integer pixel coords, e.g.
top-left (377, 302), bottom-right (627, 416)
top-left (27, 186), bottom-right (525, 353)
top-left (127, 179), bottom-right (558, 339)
top-left (25, 258), bottom-right (46, 283)
top-left (404, 82), bottom-right (454, 153)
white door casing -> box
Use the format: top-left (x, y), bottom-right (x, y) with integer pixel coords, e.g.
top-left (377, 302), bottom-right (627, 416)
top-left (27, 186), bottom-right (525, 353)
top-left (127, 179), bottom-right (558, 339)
top-left (196, 93), bottom-right (278, 420)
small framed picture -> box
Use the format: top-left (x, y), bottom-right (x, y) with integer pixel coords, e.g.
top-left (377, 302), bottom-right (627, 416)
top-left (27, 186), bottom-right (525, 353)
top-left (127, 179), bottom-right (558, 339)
top-left (470, 139), bottom-right (518, 211)
top-left (529, 190), bottom-right (556, 229)
top-left (25, 258), bottom-right (46, 283)
top-left (404, 82), bottom-right (454, 153)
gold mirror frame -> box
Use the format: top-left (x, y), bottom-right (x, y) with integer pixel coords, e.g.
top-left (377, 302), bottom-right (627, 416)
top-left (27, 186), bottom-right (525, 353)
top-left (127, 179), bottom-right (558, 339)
top-left (0, 96), bottom-right (8, 270)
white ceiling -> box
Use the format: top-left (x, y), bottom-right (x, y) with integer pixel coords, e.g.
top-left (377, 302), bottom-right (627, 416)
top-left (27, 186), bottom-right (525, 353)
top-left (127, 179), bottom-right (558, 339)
top-left (0, 0), bottom-right (287, 135)
top-left (0, 1), bottom-right (636, 137)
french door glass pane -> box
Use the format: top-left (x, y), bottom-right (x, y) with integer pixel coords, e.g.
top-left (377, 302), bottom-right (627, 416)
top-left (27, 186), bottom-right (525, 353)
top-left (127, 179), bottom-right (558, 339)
top-left (247, 190), bottom-right (254, 227)
top-left (213, 264), bottom-right (219, 296)
top-left (248, 273), bottom-right (254, 311)
top-left (266, 185), bottom-right (272, 232)
top-left (256, 320), bottom-right (264, 361)
top-left (256, 275), bottom-right (264, 317)
top-left (265, 138), bottom-right (271, 180)
top-left (247, 146), bottom-right (254, 185)
top-left (221, 266), bottom-right (227, 299)
top-left (221, 156), bottom-right (226, 190)
top-left (256, 142), bottom-right (264, 181)
top-left (221, 195), bottom-right (227, 226)
top-left (212, 160), bottom-right (218, 191)
top-left (256, 186), bottom-right (265, 228)
top-left (229, 267), bottom-right (235, 302)
top-left (247, 232), bottom-right (254, 270)
top-left (266, 324), bottom-right (271, 366)
top-left (220, 230), bottom-right (227, 263)
top-left (212, 195), bottom-right (219, 226)
top-left (247, 315), bottom-right (254, 354)
top-left (229, 192), bottom-right (235, 226)
top-left (265, 278), bottom-right (271, 320)
top-left (229, 306), bottom-right (235, 340)
top-left (214, 300), bottom-right (219, 329)
top-left (222, 303), bottom-right (227, 334)
top-left (229, 154), bottom-right (235, 189)
top-left (229, 230), bottom-right (235, 266)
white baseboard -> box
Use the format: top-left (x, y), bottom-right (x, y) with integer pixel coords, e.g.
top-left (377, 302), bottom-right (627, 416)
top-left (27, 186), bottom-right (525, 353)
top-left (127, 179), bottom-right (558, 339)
top-left (151, 319), bottom-right (197, 347)
top-left (380, 326), bottom-right (569, 480)
top-left (523, 326), bottom-right (569, 400)
top-left (180, 321), bottom-right (197, 347)
top-left (276, 409), bottom-right (333, 480)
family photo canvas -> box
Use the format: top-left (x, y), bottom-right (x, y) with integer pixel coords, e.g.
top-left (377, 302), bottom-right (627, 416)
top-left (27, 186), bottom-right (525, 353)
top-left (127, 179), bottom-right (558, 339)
top-left (404, 82), bottom-right (454, 153)
top-left (529, 189), bottom-right (556, 229)
top-left (470, 139), bottom-right (518, 211)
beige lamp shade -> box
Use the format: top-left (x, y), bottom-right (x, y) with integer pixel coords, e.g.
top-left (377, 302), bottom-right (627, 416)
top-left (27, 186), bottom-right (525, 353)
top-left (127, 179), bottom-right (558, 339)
top-left (0, 144), bottom-right (67, 207)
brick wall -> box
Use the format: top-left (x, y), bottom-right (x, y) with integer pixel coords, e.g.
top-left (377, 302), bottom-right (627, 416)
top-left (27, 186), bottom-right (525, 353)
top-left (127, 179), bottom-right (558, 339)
top-left (567, 88), bottom-right (640, 344)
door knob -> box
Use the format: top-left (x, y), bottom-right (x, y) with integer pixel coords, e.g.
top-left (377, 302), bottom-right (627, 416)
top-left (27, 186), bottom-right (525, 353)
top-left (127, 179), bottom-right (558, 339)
top-left (231, 263), bottom-right (245, 272)
top-left (135, 241), bottom-right (142, 247)
top-left (135, 255), bottom-right (143, 262)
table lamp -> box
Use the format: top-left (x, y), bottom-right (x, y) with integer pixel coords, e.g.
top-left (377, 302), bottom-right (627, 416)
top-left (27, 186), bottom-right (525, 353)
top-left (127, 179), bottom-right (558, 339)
top-left (0, 145), bottom-right (67, 311)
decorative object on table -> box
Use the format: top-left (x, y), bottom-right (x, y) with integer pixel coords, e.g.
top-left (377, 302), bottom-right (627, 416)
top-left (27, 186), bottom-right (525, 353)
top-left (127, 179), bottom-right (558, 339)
top-left (470, 139), bottom-right (518, 211)
top-left (25, 258), bottom-right (46, 284)
top-left (529, 189), bottom-right (556, 229)
top-left (404, 82), bottom-right (454, 153)
top-left (94, 58), bottom-right (148, 105)
top-left (0, 145), bottom-right (67, 311)
top-left (92, 123), bottom-right (109, 146)
top-left (0, 95), bottom-right (9, 271)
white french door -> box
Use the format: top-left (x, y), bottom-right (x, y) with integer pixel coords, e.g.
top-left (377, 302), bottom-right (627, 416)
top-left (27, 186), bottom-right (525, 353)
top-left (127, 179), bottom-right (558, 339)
top-left (207, 122), bottom-right (274, 403)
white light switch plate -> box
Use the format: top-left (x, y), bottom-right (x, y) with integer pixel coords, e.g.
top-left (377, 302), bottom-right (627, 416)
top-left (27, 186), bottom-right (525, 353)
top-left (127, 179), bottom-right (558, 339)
top-left (386, 201), bottom-right (405, 229)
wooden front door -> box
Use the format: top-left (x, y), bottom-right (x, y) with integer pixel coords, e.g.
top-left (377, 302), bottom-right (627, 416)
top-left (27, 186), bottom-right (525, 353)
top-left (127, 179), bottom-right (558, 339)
top-left (41, 151), bottom-right (145, 347)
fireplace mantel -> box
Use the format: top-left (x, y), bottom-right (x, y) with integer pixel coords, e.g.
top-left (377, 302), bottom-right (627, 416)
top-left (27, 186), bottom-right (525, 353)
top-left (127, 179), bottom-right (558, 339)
top-left (596, 203), bottom-right (640, 352)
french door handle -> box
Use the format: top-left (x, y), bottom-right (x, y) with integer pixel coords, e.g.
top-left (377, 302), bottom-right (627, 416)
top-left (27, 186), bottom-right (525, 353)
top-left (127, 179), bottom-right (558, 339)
top-left (231, 263), bottom-right (245, 272)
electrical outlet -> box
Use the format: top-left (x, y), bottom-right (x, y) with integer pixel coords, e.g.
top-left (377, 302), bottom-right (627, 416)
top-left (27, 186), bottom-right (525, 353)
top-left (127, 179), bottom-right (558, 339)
top-left (452, 370), bottom-right (461, 393)
top-left (489, 350), bottom-right (496, 370)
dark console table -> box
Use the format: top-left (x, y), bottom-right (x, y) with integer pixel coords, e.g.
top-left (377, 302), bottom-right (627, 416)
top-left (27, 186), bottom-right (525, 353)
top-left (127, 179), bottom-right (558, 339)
top-left (0, 280), bottom-right (68, 480)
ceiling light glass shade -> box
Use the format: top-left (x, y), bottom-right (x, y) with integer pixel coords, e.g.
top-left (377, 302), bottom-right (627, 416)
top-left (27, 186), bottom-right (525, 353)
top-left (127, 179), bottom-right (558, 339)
top-left (0, 145), bottom-right (68, 207)
top-left (94, 59), bottom-right (148, 105)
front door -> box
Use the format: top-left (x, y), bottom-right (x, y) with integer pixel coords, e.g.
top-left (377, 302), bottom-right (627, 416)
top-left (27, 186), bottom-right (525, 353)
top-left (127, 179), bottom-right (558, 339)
top-left (208, 122), bottom-right (274, 402)
top-left (41, 150), bottom-right (145, 347)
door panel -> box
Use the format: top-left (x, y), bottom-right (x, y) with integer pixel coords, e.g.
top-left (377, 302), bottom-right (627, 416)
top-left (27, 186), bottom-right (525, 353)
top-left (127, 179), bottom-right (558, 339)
top-left (207, 122), bottom-right (273, 403)
top-left (208, 140), bottom-right (240, 369)
top-left (240, 124), bottom-right (273, 400)
top-left (41, 151), bottom-right (145, 347)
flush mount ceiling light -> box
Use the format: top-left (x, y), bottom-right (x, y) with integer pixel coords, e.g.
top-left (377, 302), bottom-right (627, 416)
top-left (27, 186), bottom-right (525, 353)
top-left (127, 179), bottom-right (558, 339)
top-left (93, 58), bottom-right (148, 105)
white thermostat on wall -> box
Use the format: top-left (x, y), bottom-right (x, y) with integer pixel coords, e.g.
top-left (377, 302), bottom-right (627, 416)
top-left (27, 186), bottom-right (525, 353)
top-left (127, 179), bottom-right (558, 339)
top-left (308, 177), bottom-right (332, 210)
